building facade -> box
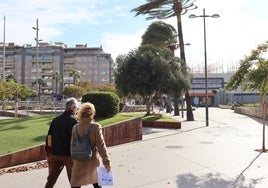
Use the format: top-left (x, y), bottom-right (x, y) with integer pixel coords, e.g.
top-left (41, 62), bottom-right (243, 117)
top-left (0, 42), bottom-right (114, 101)
top-left (189, 72), bottom-right (266, 107)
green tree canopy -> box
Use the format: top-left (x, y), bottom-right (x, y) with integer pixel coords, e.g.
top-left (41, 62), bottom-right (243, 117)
top-left (62, 85), bottom-right (85, 99)
top-left (70, 70), bottom-right (80, 85)
top-left (115, 44), bottom-right (172, 114)
top-left (142, 21), bottom-right (178, 47)
top-left (141, 20), bottom-right (191, 115)
top-left (1, 79), bottom-right (34, 117)
top-left (225, 41), bottom-right (268, 152)
top-left (225, 41), bottom-right (268, 101)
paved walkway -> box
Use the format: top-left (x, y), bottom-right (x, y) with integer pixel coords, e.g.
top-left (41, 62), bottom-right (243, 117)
top-left (1, 107), bottom-right (268, 188)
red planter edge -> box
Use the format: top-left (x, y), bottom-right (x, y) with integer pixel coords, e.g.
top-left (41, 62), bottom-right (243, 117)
top-left (142, 121), bottom-right (181, 129)
top-left (0, 117), bottom-right (142, 169)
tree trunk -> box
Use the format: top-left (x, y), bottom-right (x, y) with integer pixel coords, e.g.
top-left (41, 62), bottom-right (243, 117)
top-left (38, 84), bottom-right (41, 103)
top-left (1, 99), bottom-right (4, 110)
top-left (185, 91), bottom-right (194, 121)
top-left (145, 97), bottom-right (151, 115)
top-left (166, 95), bottom-right (172, 113)
top-left (15, 94), bottom-right (18, 118)
top-left (174, 95), bottom-right (180, 116)
top-left (174, 3), bottom-right (194, 121)
top-left (55, 80), bottom-right (58, 94)
top-left (262, 97), bottom-right (267, 152)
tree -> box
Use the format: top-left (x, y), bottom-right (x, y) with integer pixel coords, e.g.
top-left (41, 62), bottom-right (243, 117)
top-left (142, 21), bottom-right (178, 47)
top-left (161, 57), bottom-right (192, 115)
top-left (142, 21), bottom-right (176, 114)
top-left (6, 74), bottom-right (15, 82)
top-left (70, 70), bottom-right (80, 85)
top-left (114, 44), bottom-right (171, 115)
top-left (141, 21), bottom-right (191, 115)
top-left (225, 41), bottom-right (268, 152)
top-left (0, 80), bottom-right (8, 110)
top-left (4, 79), bottom-right (34, 117)
top-left (35, 78), bottom-right (46, 102)
top-left (52, 71), bottom-right (61, 94)
top-left (62, 85), bottom-right (85, 99)
top-left (76, 81), bottom-right (95, 93)
top-left (98, 84), bottom-right (117, 93)
top-left (132, 0), bottom-right (196, 120)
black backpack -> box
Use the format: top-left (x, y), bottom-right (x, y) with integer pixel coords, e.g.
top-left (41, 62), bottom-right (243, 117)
top-left (71, 124), bottom-right (94, 161)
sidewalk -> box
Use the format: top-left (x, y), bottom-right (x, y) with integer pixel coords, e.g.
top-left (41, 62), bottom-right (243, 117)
top-left (1, 107), bottom-right (268, 187)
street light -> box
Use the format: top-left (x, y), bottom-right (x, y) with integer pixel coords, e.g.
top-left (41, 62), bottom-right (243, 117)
top-left (189, 8), bottom-right (220, 126)
top-left (2, 15), bottom-right (6, 81)
top-left (32, 18), bottom-right (42, 103)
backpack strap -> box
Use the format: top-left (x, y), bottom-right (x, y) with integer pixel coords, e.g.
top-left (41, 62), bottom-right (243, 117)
top-left (75, 124), bottom-right (94, 143)
top-left (74, 124), bottom-right (82, 142)
top-left (86, 124), bottom-right (94, 135)
top-left (87, 124), bottom-right (96, 149)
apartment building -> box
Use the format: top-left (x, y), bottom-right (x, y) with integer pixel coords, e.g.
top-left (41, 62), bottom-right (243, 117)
top-left (0, 42), bottom-right (114, 101)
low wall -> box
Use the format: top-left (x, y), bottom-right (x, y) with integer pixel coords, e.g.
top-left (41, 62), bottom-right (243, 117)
top-left (0, 111), bottom-right (28, 118)
top-left (0, 118), bottom-right (142, 169)
top-left (142, 121), bottom-right (181, 129)
top-left (234, 106), bottom-right (268, 120)
top-left (0, 145), bottom-right (46, 169)
top-left (103, 118), bottom-right (142, 147)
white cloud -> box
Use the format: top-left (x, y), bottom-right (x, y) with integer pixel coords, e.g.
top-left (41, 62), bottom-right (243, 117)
top-left (101, 29), bottom-right (145, 60)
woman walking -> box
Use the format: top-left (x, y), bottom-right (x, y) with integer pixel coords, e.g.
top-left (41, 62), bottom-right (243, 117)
top-left (70, 102), bottom-right (111, 188)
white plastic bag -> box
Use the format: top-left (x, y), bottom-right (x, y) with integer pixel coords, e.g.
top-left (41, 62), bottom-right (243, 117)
top-left (97, 166), bottom-right (114, 186)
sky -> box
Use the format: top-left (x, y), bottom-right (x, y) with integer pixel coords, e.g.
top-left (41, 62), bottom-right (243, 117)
top-left (1, 0), bottom-right (267, 73)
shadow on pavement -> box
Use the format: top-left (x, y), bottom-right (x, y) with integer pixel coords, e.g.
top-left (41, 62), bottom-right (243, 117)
top-left (240, 152), bottom-right (262, 175)
top-left (142, 126), bottom-right (207, 142)
top-left (176, 172), bottom-right (263, 188)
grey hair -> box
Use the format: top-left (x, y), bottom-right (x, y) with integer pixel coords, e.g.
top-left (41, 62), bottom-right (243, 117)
top-left (65, 97), bottom-right (78, 111)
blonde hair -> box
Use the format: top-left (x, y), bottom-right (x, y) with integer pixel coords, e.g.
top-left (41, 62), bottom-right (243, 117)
top-left (77, 102), bottom-right (96, 120)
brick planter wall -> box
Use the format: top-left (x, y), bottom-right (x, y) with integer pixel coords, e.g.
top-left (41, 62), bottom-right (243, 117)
top-left (142, 121), bottom-right (181, 129)
top-left (0, 118), bottom-right (142, 169)
top-left (0, 145), bottom-right (46, 169)
top-left (103, 118), bottom-right (142, 147)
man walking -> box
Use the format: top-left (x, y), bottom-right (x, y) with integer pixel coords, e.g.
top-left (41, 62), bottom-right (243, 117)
top-left (45, 97), bottom-right (78, 188)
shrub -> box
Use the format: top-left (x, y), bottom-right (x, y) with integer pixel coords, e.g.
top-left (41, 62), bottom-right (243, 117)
top-left (82, 92), bottom-right (120, 117)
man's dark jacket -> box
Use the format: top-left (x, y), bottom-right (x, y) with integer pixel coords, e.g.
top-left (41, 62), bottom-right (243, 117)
top-left (47, 110), bottom-right (78, 156)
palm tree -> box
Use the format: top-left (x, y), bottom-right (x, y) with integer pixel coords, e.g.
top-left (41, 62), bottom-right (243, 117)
top-left (6, 74), bottom-right (16, 82)
top-left (132, 0), bottom-right (196, 120)
top-left (52, 71), bottom-right (61, 94)
top-left (70, 70), bottom-right (80, 85)
top-left (36, 78), bottom-right (45, 102)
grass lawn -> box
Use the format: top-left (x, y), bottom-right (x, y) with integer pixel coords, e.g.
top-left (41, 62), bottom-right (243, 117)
top-left (0, 112), bottom-right (178, 155)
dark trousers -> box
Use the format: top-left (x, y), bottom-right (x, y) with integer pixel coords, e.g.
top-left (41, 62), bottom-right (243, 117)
top-left (45, 155), bottom-right (73, 188)
top-left (72, 183), bottom-right (101, 188)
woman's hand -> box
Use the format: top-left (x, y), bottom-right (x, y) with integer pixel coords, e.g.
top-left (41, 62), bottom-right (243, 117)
top-left (105, 164), bottom-right (111, 172)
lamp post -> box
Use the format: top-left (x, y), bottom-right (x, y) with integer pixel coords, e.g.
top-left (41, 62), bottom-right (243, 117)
top-left (32, 18), bottom-right (42, 103)
top-left (3, 15), bottom-right (6, 81)
top-left (189, 8), bottom-right (220, 126)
